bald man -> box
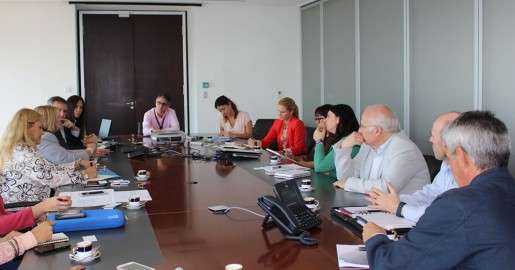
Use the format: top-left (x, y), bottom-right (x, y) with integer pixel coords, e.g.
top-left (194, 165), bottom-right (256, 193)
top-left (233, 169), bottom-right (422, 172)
top-left (333, 104), bottom-right (429, 194)
top-left (367, 112), bottom-right (460, 222)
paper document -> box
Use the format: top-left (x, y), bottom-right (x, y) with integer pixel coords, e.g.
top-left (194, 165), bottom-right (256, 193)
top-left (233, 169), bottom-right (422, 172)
top-left (59, 189), bottom-right (152, 207)
top-left (359, 212), bottom-right (415, 230)
top-left (336, 244), bottom-right (369, 268)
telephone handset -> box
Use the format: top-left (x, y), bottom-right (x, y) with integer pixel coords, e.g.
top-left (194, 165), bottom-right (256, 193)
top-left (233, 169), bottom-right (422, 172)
top-left (257, 180), bottom-right (321, 237)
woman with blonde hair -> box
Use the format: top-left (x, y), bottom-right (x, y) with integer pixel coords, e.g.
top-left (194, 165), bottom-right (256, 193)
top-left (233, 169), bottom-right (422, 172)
top-left (0, 108), bottom-right (96, 204)
top-left (248, 97), bottom-right (307, 156)
top-left (35, 105), bottom-right (95, 164)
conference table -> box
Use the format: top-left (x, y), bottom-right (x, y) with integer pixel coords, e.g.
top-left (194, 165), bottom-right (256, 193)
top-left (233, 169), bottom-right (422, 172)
top-left (18, 138), bottom-right (368, 270)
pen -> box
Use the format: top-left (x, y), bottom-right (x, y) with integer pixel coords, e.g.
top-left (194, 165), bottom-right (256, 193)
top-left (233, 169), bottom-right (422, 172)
top-left (356, 216), bottom-right (368, 226)
top-left (81, 191), bottom-right (105, 196)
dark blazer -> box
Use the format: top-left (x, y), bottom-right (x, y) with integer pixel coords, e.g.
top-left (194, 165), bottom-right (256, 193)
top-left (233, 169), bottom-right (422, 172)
top-left (366, 167), bottom-right (515, 269)
top-left (54, 128), bottom-right (85, 150)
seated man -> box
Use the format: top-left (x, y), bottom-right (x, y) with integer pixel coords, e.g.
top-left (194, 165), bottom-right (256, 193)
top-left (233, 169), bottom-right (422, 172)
top-left (47, 96), bottom-right (87, 150)
top-left (333, 104), bottom-right (429, 194)
top-left (363, 111), bottom-right (515, 269)
top-left (367, 112), bottom-right (460, 222)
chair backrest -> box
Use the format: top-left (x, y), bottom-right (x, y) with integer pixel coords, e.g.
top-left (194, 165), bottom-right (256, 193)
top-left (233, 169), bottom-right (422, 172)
top-left (424, 155), bottom-right (443, 182)
top-left (252, 119), bottom-right (275, 140)
top-left (305, 126), bottom-right (316, 156)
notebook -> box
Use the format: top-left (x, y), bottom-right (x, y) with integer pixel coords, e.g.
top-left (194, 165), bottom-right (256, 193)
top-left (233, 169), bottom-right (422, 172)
top-left (336, 244), bottom-right (369, 268)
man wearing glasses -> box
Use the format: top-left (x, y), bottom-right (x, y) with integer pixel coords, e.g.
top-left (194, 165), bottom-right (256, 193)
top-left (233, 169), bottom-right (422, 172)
top-left (333, 104), bottom-right (429, 194)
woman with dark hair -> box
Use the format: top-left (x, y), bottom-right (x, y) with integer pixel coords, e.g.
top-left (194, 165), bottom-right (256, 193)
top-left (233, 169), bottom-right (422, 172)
top-left (214, 96), bottom-right (253, 139)
top-left (142, 94), bottom-right (180, 136)
top-left (67, 95), bottom-right (85, 139)
top-left (248, 97), bottom-right (307, 156)
top-left (312, 104), bottom-right (360, 177)
top-left (296, 104), bottom-right (332, 168)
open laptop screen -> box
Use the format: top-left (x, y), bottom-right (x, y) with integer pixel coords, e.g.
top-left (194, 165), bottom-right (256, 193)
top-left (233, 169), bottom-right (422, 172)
top-left (98, 119), bottom-right (112, 139)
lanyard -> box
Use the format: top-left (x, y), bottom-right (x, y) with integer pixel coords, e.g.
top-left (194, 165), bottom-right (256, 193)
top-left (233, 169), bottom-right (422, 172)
top-left (153, 109), bottom-right (167, 130)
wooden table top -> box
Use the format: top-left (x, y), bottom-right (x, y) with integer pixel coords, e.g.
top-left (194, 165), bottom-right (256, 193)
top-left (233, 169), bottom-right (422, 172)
top-left (129, 147), bottom-right (366, 270)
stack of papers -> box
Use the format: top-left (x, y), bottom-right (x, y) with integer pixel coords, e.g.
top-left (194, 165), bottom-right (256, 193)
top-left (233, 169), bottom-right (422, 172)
top-left (336, 244), bottom-right (369, 268)
top-left (274, 169), bottom-right (311, 179)
top-left (341, 206), bottom-right (415, 231)
top-left (254, 164), bottom-right (311, 179)
top-left (59, 189), bottom-right (152, 208)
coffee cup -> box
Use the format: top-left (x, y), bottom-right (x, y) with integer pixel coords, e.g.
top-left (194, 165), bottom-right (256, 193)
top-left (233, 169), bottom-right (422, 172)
top-left (136, 170), bottom-right (149, 181)
top-left (269, 156), bottom-right (279, 165)
top-left (74, 241), bottom-right (93, 259)
top-left (128, 195), bottom-right (141, 208)
top-left (300, 179), bottom-right (312, 189)
top-left (225, 264), bottom-right (243, 270)
top-left (304, 197), bottom-right (319, 210)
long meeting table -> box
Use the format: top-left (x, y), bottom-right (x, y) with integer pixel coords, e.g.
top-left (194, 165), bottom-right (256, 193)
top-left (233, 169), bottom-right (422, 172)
top-left (18, 140), bottom-right (368, 270)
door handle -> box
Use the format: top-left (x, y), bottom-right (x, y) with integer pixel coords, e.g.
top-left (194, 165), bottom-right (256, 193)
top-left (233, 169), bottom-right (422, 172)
top-left (126, 101), bottom-right (135, 110)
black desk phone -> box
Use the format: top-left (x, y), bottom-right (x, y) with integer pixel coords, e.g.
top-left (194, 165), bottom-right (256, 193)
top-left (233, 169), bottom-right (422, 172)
top-left (257, 180), bottom-right (321, 245)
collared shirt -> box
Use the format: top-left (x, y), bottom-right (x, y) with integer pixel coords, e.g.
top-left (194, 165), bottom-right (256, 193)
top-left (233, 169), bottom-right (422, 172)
top-left (363, 136), bottom-right (394, 181)
top-left (142, 107), bottom-right (180, 136)
top-left (334, 132), bottom-right (430, 194)
top-left (400, 161), bottom-right (457, 222)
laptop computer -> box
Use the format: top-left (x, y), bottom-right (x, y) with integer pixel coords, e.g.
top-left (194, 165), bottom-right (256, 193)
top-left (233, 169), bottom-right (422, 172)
top-left (98, 119), bottom-right (112, 140)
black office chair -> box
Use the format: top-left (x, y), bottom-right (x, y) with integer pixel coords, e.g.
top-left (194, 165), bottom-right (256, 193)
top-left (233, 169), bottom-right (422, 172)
top-left (252, 119), bottom-right (275, 140)
top-left (304, 126), bottom-right (316, 156)
top-left (424, 155), bottom-right (442, 182)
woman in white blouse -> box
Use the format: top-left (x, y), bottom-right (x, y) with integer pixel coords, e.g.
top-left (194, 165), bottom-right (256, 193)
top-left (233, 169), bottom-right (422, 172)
top-left (214, 96), bottom-right (253, 139)
top-left (0, 108), bottom-right (96, 204)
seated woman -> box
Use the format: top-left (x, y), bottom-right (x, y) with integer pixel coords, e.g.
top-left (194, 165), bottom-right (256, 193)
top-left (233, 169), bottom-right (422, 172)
top-left (0, 220), bottom-right (53, 266)
top-left (142, 94), bottom-right (180, 136)
top-left (66, 95), bottom-right (85, 139)
top-left (313, 104), bottom-right (360, 177)
top-left (0, 108), bottom-right (96, 204)
top-left (214, 96), bottom-right (253, 139)
top-left (35, 105), bottom-right (95, 164)
top-left (248, 97), bottom-right (307, 157)
top-left (296, 104), bottom-right (332, 168)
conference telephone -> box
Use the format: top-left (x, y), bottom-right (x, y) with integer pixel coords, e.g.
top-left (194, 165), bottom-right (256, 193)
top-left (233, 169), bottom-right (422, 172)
top-left (257, 180), bottom-right (321, 238)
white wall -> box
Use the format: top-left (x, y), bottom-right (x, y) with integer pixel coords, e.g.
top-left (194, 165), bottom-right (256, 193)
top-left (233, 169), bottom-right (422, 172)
top-left (0, 1), bottom-right (302, 134)
top-left (188, 3), bottom-right (301, 132)
top-left (0, 1), bottom-right (78, 131)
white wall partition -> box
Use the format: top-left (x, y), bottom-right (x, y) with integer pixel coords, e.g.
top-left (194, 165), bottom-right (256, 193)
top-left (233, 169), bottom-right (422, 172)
top-left (483, 0), bottom-right (515, 172)
top-left (301, 3), bottom-right (321, 127)
top-left (323, 0), bottom-right (355, 110)
top-left (410, 0), bottom-right (475, 153)
top-left (359, 0), bottom-right (404, 126)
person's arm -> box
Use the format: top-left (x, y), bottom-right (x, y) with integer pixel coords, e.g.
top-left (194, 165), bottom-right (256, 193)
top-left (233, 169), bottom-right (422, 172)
top-left (142, 111), bottom-right (154, 136)
top-left (313, 144), bottom-right (335, 173)
top-left (38, 135), bottom-right (89, 164)
top-left (366, 194), bottom-right (469, 269)
top-left (289, 120), bottom-right (307, 156)
top-left (28, 153), bottom-right (85, 188)
top-left (0, 208), bottom-right (35, 236)
top-left (228, 120), bottom-right (253, 139)
top-left (167, 109), bottom-right (180, 131)
top-left (260, 120), bottom-right (279, 149)
top-left (399, 169), bottom-right (457, 222)
top-left (344, 149), bottom-right (428, 194)
top-left (0, 232), bottom-right (37, 265)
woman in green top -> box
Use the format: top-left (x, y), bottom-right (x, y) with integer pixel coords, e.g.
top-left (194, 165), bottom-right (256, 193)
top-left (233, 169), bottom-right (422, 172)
top-left (313, 104), bottom-right (359, 177)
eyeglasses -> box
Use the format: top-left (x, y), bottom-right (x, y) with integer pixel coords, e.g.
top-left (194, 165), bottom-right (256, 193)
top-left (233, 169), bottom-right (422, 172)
top-left (156, 101), bottom-right (168, 106)
top-left (314, 117), bottom-right (325, 122)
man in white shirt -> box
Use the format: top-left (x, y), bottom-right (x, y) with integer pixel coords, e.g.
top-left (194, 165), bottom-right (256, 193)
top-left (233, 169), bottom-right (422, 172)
top-left (367, 112), bottom-right (460, 222)
top-left (333, 104), bottom-right (429, 194)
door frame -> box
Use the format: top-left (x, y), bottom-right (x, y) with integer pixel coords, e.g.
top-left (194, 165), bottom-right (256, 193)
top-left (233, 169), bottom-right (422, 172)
top-left (77, 10), bottom-right (190, 133)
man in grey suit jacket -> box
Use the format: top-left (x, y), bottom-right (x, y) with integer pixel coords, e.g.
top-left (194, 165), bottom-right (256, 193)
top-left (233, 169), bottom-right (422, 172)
top-left (333, 104), bottom-right (429, 194)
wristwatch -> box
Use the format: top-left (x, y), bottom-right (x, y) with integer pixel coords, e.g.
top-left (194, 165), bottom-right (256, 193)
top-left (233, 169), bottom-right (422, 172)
top-left (396, 202), bottom-right (406, 217)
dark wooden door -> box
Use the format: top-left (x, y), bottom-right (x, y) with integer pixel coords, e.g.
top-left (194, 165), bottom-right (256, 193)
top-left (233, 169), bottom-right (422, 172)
top-left (83, 14), bottom-right (184, 136)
